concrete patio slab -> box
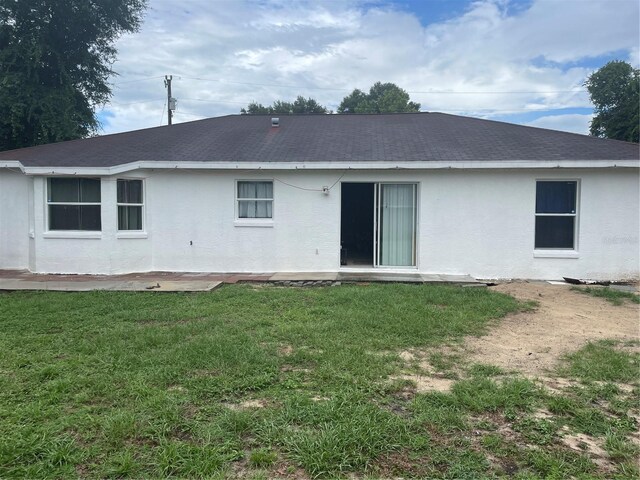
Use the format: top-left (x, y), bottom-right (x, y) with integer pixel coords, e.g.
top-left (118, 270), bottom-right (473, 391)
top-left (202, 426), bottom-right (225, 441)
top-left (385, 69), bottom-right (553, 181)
top-left (0, 277), bottom-right (222, 292)
top-left (133, 281), bottom-right (222, 292)
top-left (0, 269), bottom-right (480, 291)
top-left (0, 279), bottom-right (121, 291)
top-left (429, 274), bottom-right (479, 284)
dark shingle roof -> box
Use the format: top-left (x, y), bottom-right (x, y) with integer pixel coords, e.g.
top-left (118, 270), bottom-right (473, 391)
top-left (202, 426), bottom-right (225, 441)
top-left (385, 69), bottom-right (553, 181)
top-left (1, 113), bottom-right (638, 168)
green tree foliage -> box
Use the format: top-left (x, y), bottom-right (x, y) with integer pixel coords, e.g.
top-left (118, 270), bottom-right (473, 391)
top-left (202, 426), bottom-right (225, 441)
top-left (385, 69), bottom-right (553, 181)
top-left (338, 82), bottom-right (421, 114)
top-left (0, 0), bottom-right (147, 151)
top-left (241, 96), bottom-right (328, 114)
top-left (585, 60), bottom-right (639, 143)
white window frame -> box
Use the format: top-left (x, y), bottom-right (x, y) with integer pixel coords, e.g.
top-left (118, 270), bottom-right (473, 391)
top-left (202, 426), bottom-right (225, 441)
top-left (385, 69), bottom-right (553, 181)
top-left (234, 179), bottom-right (274, 227)
top-left (116, 178), bottom-right (145, 233)
top-left (534, 179), bottom-right (580, 256)
top-left (45, 177), bottom-right (102, 233)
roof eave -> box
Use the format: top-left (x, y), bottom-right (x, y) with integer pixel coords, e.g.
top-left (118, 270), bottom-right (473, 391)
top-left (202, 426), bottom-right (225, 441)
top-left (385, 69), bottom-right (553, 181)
top-left (1, 159), bottom-right (638, 176)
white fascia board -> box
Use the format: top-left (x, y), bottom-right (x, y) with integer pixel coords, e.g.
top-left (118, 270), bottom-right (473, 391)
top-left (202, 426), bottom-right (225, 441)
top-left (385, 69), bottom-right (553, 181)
top-left (0, 161), bottom-right (25, 172)
top-left (10, 159), bottom-right (640, 176)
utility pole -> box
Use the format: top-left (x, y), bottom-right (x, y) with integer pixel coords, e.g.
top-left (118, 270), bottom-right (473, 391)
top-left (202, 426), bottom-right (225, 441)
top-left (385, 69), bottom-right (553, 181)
top-left (164, 75), bottom-right (176, 125)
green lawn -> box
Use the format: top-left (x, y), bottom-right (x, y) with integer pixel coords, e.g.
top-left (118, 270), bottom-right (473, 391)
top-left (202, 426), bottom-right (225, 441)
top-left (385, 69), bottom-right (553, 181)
top-left (571, 286), bottom-right (640, 306)
top-left (0, 284), bottom-right (637, 479)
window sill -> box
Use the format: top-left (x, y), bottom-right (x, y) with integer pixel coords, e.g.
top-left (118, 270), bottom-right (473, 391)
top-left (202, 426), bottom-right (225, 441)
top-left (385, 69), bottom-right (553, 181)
top-left (533, 250), bottom-right (580, 259)
top-left (43, 231), bottom-right (102, 239)
top-left (234, 220), bottom-right (274, 228)
top-left (117, 231), bottom-right (148, 239)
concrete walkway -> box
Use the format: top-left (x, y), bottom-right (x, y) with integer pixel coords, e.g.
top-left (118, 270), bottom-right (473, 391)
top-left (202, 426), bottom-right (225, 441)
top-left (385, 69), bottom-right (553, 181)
top-left (0, 269), bottom-right (479, 292)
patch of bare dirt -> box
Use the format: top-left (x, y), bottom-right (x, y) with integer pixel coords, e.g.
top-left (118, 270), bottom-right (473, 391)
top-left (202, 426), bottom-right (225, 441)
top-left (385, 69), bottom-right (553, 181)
top-left (370, 449), bottom-right (432, 478)
top-left (224, 399), bottom-right (270, 410)
top-left (270, 462), bottom-right (310, 479)
top-left (75, 464), bottom-right (91, 478)
top-left (167, 384), bottom-right (187, 393)
top-left (278, 344), bottom-right (294, 356)
top-left (388, 282), bottom-right (638, 394)
top-left (532, 408), bottom-right (554, 420)
top-left (227, 455), bottom-right (309, 479)
top-left (560, 430), bottom-right (612, 471)
top-left (465, 282), bottom-right (639, 377)
top-left (534, 376), bottom-right (578, 394)
top-left (391, 373), bottom-right (455, 393)
top-left (398, 350), bottom-right (416, 362)
top-left (280, 364), bottom-right (309, 373)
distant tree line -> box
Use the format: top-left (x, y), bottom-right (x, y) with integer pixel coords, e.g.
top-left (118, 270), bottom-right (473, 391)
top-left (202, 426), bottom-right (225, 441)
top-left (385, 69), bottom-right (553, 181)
top-left (241, 96), bottom-right (328, 115)
top-left (241, 82), bottom-right (420, 115)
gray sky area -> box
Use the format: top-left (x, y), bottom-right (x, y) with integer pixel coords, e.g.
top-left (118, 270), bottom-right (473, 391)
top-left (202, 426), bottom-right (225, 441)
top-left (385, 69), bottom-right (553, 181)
top-left (99, 0), bottom-right (640, 136)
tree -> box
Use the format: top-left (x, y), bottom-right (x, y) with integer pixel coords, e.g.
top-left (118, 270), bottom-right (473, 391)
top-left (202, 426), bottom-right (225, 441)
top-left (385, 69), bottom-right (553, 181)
top-left (585, 60), bottom-right (639, 143)
top-left (241, 96), bottom-right (328, 114)
top-left (338, 82), bottom-right (421, 114)
top-left (0, 0), bottom-right (147, 151)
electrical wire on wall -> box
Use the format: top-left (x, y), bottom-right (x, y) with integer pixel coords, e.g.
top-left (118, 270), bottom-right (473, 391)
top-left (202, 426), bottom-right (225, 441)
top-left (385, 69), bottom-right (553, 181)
top-left (145, 165), bottom-right (349, 193)
top-left (271, 169), bottom-right (347, 192)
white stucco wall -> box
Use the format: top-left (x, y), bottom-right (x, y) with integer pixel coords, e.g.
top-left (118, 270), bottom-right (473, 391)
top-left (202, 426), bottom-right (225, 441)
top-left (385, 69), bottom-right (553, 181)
top-left (1, 167), bottom-right (638, 279)
top-left (418, 168), bottom-right (639, 279)
top-left (0, 170), bottom-right (30, 269)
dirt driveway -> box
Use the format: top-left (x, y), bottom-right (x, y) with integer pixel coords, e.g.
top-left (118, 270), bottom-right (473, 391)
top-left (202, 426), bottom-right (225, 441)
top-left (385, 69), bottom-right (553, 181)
top-left (465, 282), bottom-right (639, 377)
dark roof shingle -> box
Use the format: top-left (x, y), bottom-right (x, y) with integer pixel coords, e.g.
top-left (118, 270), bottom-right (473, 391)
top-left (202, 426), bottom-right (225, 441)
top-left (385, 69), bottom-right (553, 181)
top-left (0, 113), bottom-right (638, 167)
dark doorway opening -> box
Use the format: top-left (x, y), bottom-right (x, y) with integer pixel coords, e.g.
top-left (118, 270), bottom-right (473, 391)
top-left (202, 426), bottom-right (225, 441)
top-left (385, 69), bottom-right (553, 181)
top-left (340, 183), bottom-right (374, 266)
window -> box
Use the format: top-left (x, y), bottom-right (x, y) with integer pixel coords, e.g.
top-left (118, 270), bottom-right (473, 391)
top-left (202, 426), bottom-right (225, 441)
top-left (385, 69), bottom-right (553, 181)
top-left (117, 179), bottom-right (144, 230)
top-left (535, 181), bottom-right (578, 249)
top-left (237, 181), bottom-right (273, 219)
top-left (47, 178), bottom-right (101, 231)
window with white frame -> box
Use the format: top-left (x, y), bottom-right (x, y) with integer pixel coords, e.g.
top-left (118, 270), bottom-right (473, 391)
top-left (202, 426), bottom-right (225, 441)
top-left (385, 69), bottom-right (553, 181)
top-left (237, 181), bottom-right (273, 219)
top-left (117, 179), bottom-right (144, 230)
top-left (47, 178), bottom-right (101, 231)
top-left (535, 180), bottom-right (578, 249)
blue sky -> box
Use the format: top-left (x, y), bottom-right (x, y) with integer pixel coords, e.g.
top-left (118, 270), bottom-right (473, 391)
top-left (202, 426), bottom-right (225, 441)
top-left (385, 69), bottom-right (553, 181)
top-left (390, 0), bottom-right (507, 24)
top-left (99, 0), bottom-right (639, 135)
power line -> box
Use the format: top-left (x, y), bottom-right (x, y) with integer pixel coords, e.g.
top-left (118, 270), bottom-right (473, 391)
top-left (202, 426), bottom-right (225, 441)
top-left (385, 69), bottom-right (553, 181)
top-left (175, 74), bottom-right (587, 95)
top-left (108, 99), bottom-right (165, 106)
top-left (410, 90), bottom-right (587, 95)
top-left (110, 75), bottom-right (165, 86)
top-left (172, 111), bottom-right (207, 119)
top-left (181, 97), bottom-right (249, 105)
top-left (177, 75), bottom-right (351, 92)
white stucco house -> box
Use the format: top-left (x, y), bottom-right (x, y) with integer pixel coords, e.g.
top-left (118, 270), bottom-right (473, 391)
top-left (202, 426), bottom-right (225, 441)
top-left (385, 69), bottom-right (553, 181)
top-left (0, 113), bottom-right (638, 280)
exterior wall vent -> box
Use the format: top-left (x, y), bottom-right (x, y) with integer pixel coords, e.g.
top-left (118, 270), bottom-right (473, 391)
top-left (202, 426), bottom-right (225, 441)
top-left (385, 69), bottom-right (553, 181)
top-left (271, 117), bottom-right (279, 127)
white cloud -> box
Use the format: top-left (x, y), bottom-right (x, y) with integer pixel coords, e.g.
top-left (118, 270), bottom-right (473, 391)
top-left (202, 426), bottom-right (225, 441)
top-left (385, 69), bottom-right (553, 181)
top-left (100, 0), bottom-right (639, 134)
top-left (527, 113), bottom-right (593, 135)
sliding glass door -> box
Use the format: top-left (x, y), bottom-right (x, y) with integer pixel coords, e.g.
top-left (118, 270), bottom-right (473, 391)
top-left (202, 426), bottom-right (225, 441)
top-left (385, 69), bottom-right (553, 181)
top-left (374, 183), bottom-right (417, 267)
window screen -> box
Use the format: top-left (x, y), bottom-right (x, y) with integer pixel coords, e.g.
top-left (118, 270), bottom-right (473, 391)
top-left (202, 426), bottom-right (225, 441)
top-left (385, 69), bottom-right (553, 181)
top-left (47, 178), bottom-right (101, 231)
top-left (117, 179), bottom-right (144, 230)
top-left (535, 181), bottom-right (577, 249)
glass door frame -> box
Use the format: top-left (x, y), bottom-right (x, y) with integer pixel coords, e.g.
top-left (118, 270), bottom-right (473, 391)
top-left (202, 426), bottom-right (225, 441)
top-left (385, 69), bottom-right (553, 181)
top-left (373, 182), bottom-right (418, 268)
